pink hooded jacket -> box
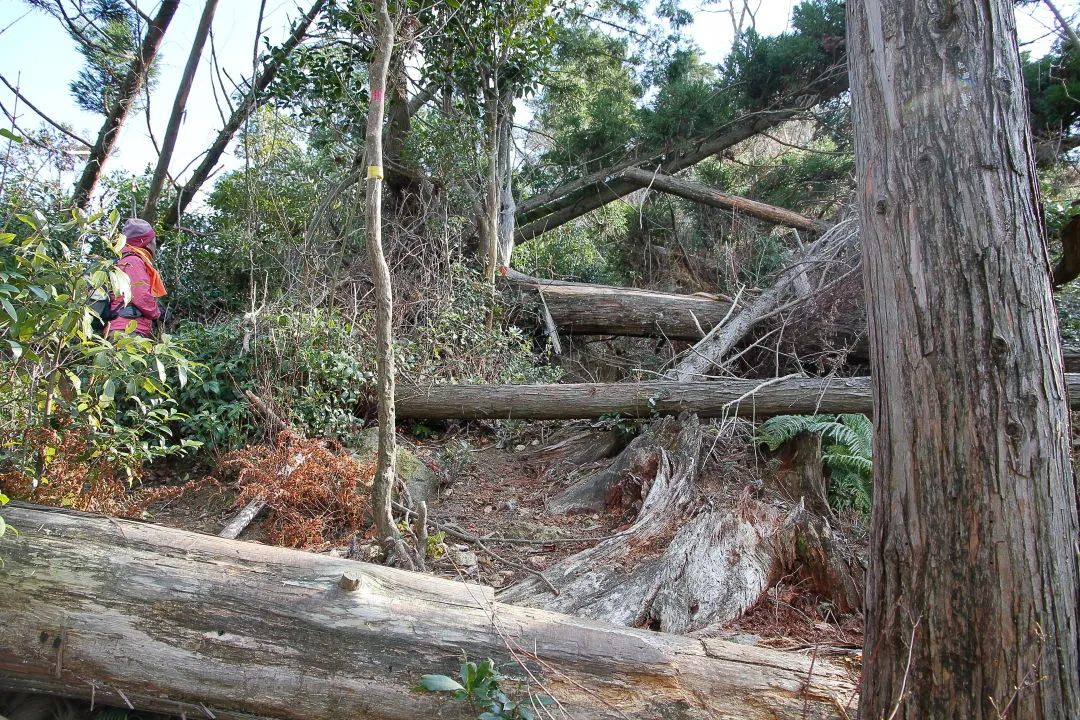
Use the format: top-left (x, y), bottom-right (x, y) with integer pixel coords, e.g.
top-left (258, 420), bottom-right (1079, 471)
top-left (108, 249), bottom-right (162, 337)
top-left (108, 219), bottom-right (162, 337)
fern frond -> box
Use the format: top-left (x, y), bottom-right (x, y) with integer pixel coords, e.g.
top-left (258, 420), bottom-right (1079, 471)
top-left (757, 414), bottom-right (836, 450)
top-left (838, 414), bottom-right (873, 457)
top-left (823, 445), bottom-right (873, 475)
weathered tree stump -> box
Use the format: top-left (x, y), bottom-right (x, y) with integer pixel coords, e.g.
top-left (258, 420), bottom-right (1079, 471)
top-left (503, 415), bottom-right (797, 633)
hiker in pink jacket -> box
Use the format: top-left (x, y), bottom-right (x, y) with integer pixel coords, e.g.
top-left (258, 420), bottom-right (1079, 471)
top-left (108, 218), bottom-right (166, 338)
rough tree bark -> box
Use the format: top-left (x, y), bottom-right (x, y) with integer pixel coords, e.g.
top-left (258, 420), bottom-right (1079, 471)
top-left (71, 0), bottom-right (180, 209)
top-left (160, 0), bottom-right (325, 229)
top-left (849, 0), bottom-right (1080, 717)
top-left (621, 167), bottom-right (831, 233)
top-left (0, 504), bottom-right (857, 720)
top-left (141, 0), bottom-right (220, 223)
top-left (365, 1), bottom-right (400, 553)
top-left (393, 375), bottom-right (1080, 421)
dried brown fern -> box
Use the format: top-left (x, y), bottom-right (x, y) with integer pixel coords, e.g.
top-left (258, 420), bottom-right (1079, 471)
top-left (217, 431), bottom-right (375, 549)
top-left (0, 423), bottom-right (202, 517)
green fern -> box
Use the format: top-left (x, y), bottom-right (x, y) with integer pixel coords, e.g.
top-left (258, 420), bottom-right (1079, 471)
top-left (757, 414), bottom-right (873, 513)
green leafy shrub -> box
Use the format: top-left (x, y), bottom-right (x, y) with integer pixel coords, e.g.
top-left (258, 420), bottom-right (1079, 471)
top-left (175, 265), bottom-right (561, 455)
top-left (757, 413), bottom-right (872, 513)
top-left (419, 658), bottom-right (554, 720)
top-left (0, 210), bottom-right (197, 514)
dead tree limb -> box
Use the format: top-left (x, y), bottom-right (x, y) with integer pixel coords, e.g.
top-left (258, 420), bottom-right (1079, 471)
top-left (667, 218), bottom-right (858, 381)
top-left (621, 167), bottom-right (830, 233)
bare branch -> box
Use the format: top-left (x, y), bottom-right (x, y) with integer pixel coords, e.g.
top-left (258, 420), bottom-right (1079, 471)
top-left (0, 72), bottom-right (92, 147)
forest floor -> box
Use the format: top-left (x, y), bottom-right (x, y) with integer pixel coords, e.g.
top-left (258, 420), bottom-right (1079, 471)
top-left (144, 417), bottom-right (866, 655)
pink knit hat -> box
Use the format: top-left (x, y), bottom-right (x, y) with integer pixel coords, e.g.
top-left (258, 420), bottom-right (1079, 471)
top-left (121, 218), bottom-right (156, 248)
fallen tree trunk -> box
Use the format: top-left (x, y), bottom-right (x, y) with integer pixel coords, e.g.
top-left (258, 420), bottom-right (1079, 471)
top-left (0, 504), bottom-right (856, 719)
top-left (395, 374), bottom-right (1080, 420)
top-left (621, 167), bottom-right (831, 233)
top-left (503, 269), bottom-right (733, 340)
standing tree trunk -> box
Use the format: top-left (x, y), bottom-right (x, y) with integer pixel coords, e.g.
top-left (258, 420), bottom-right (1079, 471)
top-left (365, 0), bottom-right (400, 553)
top-left (497, 90), bottom-right (516, 268)
top-left (71, 0), bottom-right (180, 209)
top-left (141, 0), bottom-right (220, 223)
top-left (482, 86), bottom-right (501, 285)
top-left (848, 1), bottom-right (1080, 718)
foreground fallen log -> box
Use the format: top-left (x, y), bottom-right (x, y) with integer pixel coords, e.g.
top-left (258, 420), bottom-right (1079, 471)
top-left (502, 269), bottom-right (733, 340)
top-left (0, 504), bottom-right (856, 720)
top-left (396, 374), bottom-right (1080, 420)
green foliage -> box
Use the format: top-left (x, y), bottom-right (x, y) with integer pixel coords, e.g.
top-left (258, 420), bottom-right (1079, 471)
top-left (0, 209), bottom-right (197, 489)
top-left (511, 204), bottom-right (631, 283)
top-left (722, 0), bottom-right (846, 108)
top-left (426, 529), bottom-right (446, 559)
top-left (1023, 41), bottom-right (1080, 151)
top-left (174, 265), bottom-right (560, 455)
top-left (0, 490), bottom-right (13, 539)
top-left (643, 50), bottom-right (732, 145)
top-left (527, 26), bottom-right (644, 175)
top-left (418, 658), bottom-right (554, 720)
top-left (417, 0), bottom-right (562, 103)
top-left (757, 414), bottom-right (873, 513)
top-left (49, 0), bottom-right (157, 115)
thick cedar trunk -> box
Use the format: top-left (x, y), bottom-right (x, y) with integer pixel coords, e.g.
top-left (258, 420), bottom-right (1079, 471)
top-left (141, 0), bottom-right (220, 223)
top-left (394, 375), bottom-right (1080, 421)
top-left (502, 269), bottom-right (733, 339)
top-left (366, 3), bottom-right (399, 550)
top-left (71, 0), bottom-right (180, 209)
top-left (160, 0), bottom-right (325, 229)
top-left (0, 504), bottom-right (855, 720)
top-left (849, 1), bottom-right (1080, 717)
top-left (621, 167), bottom-right (830, 233)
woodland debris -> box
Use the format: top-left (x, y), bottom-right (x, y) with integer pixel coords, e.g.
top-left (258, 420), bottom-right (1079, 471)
top-left (502, 268), bottom-right (734, 340)
top-left (621, 166), bottom-right (831, 233)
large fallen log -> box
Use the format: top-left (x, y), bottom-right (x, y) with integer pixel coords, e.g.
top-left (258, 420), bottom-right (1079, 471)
top-left (0, 504), bottom-right (856, 720)
top-left (395, 374), bottom-right (1080, 420)
top-left (502, 269), bottom-right (733, 340)
top-left (621, 167), bottom-right (831, 233)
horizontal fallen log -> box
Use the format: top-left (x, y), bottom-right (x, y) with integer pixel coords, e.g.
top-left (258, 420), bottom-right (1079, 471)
top-left (0, 504), bottom-right (856, 720)
top-left (395, 374), bottom-right (1080, 420)
top-left (503, 269), bottom-right (733, 340)
top-left (621, 167), bottom-right (831, 233)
